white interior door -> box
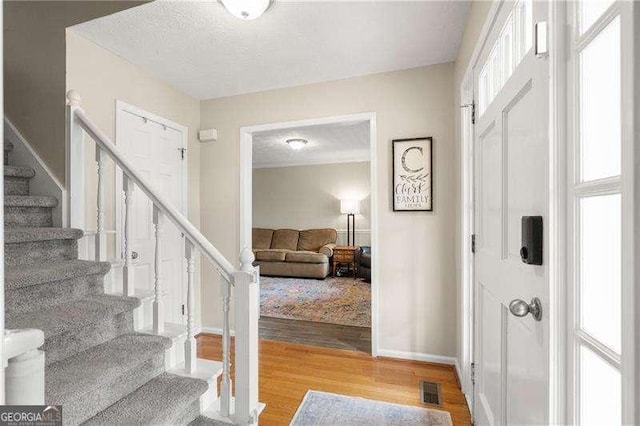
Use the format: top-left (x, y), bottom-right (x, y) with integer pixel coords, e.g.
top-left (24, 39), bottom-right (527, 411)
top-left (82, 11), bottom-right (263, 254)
top-left (116, 103), bottom-right (187, 326)
top-left (472, 1), bottom-right (549, 424)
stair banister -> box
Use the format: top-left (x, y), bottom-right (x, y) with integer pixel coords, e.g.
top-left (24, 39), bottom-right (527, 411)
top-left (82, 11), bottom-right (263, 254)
top-left (66, 90), bottom-right (260, 424)
top-left (66, 91), bottom-right (235, 282)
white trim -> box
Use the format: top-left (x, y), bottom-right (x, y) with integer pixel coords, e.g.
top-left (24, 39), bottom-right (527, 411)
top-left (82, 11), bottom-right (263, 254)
top-left (459, 68), bottom-right (475, 405)
top-left (253, 156), bottom-right (370, 169)
top-left (376, 349), bottom-right (456, 366)
top-left (548, 1), bottom-right (568, 424)
top-left (620, 1), bottom-right (637, 423)
top-left (239, 112), bottom-right (379, 357)
top-left (4, 117), bottom-right (67, 227)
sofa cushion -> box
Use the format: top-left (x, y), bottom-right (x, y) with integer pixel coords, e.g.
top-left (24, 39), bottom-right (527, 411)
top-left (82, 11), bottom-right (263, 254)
top-left (255, 249), bottom-right (290, 262)
top-left (297, 229), bottom-right (338, 252)
top-left (285, 251), bottom-right (328, 264)
top-left (252, 228), bottom-right (274, 250)
top-left (271, 229), bottom-right (300, 251)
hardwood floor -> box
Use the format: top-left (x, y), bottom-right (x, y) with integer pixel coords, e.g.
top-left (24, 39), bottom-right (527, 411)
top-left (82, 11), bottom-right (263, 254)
top-left (259, 316), bottom-right (371, 353)
top-left (197, 334), bottom-right (471, 426)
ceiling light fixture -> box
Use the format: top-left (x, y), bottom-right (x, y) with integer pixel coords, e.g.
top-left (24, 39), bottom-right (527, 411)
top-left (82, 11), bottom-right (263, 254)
top-left (220, 0), bottom-right (273, 20)
top-left (286, 138), bottom-right (308, 150)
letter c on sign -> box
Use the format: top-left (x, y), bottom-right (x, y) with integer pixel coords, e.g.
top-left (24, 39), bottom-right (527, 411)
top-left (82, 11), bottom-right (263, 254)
top-left (401, 146), bottom-right (424, 173)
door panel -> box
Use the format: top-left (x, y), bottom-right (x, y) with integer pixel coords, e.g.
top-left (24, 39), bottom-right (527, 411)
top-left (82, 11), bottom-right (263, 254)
top-left (473, 0), bottom-right (549, 424)
top-left (117, 107), bottom-right (187, 326)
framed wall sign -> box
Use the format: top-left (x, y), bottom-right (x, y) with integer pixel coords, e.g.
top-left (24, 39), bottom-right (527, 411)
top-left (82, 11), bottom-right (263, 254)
top-left (392, 137), bottom-right (433, 211)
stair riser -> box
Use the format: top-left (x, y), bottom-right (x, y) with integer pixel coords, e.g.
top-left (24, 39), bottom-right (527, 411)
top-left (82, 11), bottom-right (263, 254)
top-left (4, 151), bottom-right (9, 166)
top-left (56, 354), bottom-right (166, 425)
top-left (173, 399), bottom-right (203, 425)
top-left (5, 206), bottom-right (53, 227)
top-left (6, 274), bottom-right (105, 314)
top-left (4, 177), bottom-right (30, 195)
top-left (5, 239), bottom-right (78, 267)
top-left (45, 310), bottom-right (134, 366)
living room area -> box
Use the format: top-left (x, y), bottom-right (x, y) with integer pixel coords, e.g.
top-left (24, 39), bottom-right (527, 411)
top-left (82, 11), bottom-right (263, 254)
top-left (251, 119), bottom-right (373, 353)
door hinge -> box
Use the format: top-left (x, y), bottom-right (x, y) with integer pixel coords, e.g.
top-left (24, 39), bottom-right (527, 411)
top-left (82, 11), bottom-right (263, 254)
top-left (178, 147), bottom-right (187, 159)
top-left (471, 234), bottom-right (476, 254)
top-left (181, 304), bottom-right (185, 315)
top-left (471, 362), bottom-right (476, 385)
top-left (461, 103), bottom-right (476, 124)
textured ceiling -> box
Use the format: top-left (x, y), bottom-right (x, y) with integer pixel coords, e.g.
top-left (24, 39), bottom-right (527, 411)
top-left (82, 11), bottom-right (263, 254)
top-left (71, 1), bottom-right (470, 100)
top-left (252, 120), bottom-right (370, 168)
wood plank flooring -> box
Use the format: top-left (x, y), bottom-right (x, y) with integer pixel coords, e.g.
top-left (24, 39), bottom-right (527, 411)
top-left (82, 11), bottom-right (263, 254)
top-left (259, 316), bottom-right (371, 353)
top-left (197, 334), bottom-right (471, 426)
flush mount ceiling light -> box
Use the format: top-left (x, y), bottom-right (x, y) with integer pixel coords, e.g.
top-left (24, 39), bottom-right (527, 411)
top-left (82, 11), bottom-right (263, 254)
top-left (286, 138), bottom-right (308, 150)
top-left (219, 0), bottom-right (273, 20)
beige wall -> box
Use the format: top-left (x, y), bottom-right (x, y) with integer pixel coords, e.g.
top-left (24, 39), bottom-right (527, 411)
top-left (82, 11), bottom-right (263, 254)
top-left (453, 0), bottom-right (492, 365)
top-left (253, 162), bottom-right (371, 246)
top-left (200, 64), bottom-right (457, 357)
top-left (66, 30), bottom-right (203, 321)
top-left (4, 1), bottom-right (145, 185)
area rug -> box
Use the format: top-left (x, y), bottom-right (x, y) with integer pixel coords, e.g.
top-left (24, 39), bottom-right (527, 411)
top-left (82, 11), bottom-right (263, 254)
top-left (290, 390), bottom-right (452, 426)
top-left (260, 276), bottom-right (370, 327)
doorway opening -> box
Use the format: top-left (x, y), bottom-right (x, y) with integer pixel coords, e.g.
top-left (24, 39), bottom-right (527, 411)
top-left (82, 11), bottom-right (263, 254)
top-left (239, 113), bottom-right (378, 356)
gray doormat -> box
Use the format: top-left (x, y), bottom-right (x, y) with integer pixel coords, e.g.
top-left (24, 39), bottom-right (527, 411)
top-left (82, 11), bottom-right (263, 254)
top-left (290, 390), bottom-right (453, 426)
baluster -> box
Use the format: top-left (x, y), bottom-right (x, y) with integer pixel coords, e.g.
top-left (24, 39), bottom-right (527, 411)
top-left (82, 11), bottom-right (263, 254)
top-left (153, 205), bottom-right (165, 334)
top-left (123, 175), bottom-right (136, 297)
top-left (184, 240), bottom-right (197, 374)
top-left (67, 90), bottom-right (87, 257)
top-left (95, 147), bottom-right (106, 261)
top-left (233, 248), bottom-right (259, 424)
top-left (220, 276), bottom-right (232, 417)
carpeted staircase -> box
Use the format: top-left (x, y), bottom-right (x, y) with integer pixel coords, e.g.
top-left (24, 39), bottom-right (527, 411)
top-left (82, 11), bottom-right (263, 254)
top-left (4, 140), bottom-right (211, 425)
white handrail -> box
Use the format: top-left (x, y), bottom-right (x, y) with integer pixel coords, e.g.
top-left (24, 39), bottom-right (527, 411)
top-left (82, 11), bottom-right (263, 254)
top-left (66, 90), bottom-right (260, 424)
top-left (71, 106), bottom-right (236, 283)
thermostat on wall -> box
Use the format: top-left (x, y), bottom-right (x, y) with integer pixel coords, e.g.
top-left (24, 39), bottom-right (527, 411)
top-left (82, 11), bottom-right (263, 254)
top-left (199, 128), bottom-right (218, 143)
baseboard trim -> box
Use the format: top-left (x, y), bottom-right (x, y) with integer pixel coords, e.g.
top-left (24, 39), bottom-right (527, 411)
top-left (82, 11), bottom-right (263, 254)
top-left (454, 358), bottom-right (463, 385)
top-left (376, 349), bottom-right (457, 366)
top-left (198, 326), bottom-right (236, 337)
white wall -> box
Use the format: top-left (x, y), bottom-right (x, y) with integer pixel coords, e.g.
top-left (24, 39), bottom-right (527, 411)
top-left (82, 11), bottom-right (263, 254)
top-left (200, 63), bottom-right (457, 358)
top-left (253, 162), bottom-right (371, 246)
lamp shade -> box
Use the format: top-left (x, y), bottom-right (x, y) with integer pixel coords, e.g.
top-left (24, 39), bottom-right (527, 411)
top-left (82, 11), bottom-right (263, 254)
top-left (340, 199), bottom-right (360, 215)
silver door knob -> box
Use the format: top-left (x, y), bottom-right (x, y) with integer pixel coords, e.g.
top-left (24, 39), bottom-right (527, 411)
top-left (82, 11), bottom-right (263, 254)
top-left (509, 297), bottom-right (542, 321)
top-left (132, 251), bottom-right (139, 260)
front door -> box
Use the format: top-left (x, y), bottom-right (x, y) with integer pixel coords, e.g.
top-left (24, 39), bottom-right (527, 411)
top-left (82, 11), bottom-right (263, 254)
top-left (472, 0), bottom-right (549, 424)
top-left (116, 103), bottom-right (187, 326)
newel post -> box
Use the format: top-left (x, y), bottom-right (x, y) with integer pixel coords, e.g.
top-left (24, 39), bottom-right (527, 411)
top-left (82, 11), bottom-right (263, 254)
top-left (66, 90), bottom-right (87, 257)
top-left (233, 248), bottom-right (259, 425)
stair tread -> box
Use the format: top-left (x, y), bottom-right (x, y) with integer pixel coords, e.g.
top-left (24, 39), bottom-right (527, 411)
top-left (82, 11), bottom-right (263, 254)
top-left (84, 372), bottom-right (209, 425)
top-left (4, 141), bottom-right (14, 151)
top-left (5, 227), bottom-right (83, 243)
top-left (4, 165), bottom-right (35, 178)
top-left (6, 294), bottom-right (139, 338)
top-left (5, 259), bottom-right (111, 290)
top-left (5, 195), bottom-right (58, 208)
top-left (46, 333), bottom-right (172, 406)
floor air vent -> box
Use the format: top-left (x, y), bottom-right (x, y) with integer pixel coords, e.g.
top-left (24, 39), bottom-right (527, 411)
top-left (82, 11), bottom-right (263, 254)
top-left (420, 381), bottom-right (442, 406)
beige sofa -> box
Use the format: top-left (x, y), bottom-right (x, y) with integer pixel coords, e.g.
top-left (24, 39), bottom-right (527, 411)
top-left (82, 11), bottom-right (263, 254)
top-left (252, 228), bottom-right (337, 279)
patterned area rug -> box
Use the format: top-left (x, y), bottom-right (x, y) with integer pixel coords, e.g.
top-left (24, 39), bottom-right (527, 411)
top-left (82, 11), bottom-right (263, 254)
top-left (291, 391), bottom-right (452, 426)
top-left (260, 276), bottom-right (371, 327)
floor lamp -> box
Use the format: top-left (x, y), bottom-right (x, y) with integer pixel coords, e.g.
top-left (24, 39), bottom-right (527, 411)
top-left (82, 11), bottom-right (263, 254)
top-left (340, 199), bottom-right (360, 246)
